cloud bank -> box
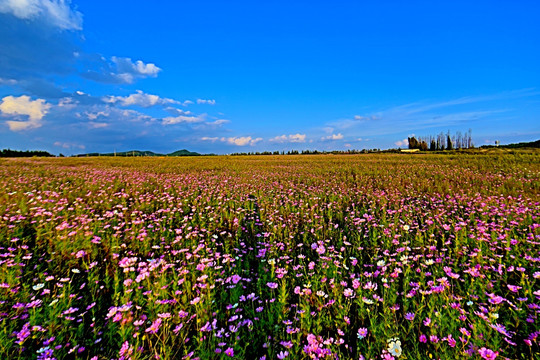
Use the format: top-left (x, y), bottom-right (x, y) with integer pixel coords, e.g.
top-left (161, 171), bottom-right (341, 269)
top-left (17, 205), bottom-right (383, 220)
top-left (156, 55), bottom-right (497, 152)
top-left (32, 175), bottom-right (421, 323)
top-left (0, 0), bottom-right (83, 30)
top-left (0, 95), bottom-right (51, 130)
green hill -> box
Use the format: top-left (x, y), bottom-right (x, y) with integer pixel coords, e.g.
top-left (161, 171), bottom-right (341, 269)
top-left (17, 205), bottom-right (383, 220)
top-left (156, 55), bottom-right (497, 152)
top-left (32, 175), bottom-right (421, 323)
top-left (168, 149), bottom-right (200, 156)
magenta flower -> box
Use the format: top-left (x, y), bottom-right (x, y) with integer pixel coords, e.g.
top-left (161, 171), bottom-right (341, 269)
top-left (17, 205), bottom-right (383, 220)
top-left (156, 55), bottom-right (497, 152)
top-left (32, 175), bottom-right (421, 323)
top-left (405, 312), bottom-right (415, 321)
top-left (446, 334), bottom-right (456, 348)
top-left (419, 334), bottom-right (427, 343)
top-left (266, 282), bottom-right (278, 289)
top-left (145, 318), bottom-right (162, 334)
top-left (357, 327), bottom-right (368, 339)
top-left (225, 347), bottom-right (234, 357)
top-left (478, 347), bottom-right (498, 359)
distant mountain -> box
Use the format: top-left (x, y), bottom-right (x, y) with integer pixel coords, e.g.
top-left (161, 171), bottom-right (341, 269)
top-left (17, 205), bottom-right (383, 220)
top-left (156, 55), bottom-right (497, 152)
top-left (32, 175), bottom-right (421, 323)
top-left (168, 149), bottom-right (200, 156)
top-left (75, 149), bottom-right (201, 157)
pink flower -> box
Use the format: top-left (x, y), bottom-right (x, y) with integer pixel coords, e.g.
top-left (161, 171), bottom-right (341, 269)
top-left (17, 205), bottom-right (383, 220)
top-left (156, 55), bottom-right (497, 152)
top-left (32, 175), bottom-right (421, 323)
top-left (225, 347), bottom-right (234, 357)
top-left (419, 334), bottom-right (427, 343)
top-left (145, 318), bottom-right (162, 334)
top-left (446, 334), bottom-right (456, 348)
top-left (478, 347), bottom-right (498, 359)
top-left (267, 282), bottom-right (278, 289)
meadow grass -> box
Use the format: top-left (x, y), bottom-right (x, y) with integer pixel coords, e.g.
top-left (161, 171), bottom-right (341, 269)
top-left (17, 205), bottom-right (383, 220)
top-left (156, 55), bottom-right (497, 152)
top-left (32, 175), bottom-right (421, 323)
top-left (0, 153), bottom-right (539, 359)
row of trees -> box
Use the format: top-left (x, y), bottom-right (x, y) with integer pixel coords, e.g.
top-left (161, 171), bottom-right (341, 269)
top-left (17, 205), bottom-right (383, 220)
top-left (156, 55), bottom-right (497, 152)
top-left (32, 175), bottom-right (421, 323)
top-left (0, 149), bottom-right (55, 157)
top-left (408, 129), bottom-right (474, 151)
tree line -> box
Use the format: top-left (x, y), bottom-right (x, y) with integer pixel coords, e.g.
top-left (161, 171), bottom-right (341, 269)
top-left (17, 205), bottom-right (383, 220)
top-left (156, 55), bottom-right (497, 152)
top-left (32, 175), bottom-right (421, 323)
top-left (0, 149), bottom-right (55, 157)
top-left (408, 129), bottom-right (474, 151)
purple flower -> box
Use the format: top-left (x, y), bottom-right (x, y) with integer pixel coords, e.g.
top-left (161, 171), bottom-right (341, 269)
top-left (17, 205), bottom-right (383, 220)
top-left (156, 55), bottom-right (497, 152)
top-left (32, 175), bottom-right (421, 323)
top-left (15, 322), bottom-right (31, 345)
top-left (357, 327), bottom-right (368, 339)
top-left (478, 347), bottom-right (498, 359)
top-left (277, 351), bottom-right (289, 359)
top-left (225, 347), bottom-right (234, 357)
top-left (405, 312), bottom-right (415, 321)
top-left (266, 282), bottom-right (278, 289)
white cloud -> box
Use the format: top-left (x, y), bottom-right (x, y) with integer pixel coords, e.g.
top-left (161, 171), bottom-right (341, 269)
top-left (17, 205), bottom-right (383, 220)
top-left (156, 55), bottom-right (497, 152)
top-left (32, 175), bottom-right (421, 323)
top-left (196, 99), bottom-right (216, 105)
top-left (321, 133), bottom-right (344, 141)
top-left (221, 136), bottom-right (262, 146)
top-left (86, 109), bottom-right (109, 120)
top-left (394, 138), bottom-right (409, 147)
top-left (201, 136), bottom-right (219, 142)
top-left (0, 77), bottom-right (18, 85)
top-left (104, 90), bottom-right (177, 107)
top-left (102, 57), bottom-right (161, 84)
top-left (58, 97), bottom-right (76, 109)
top-left (0, 95), bottom-right (51, 131)
top-left (54, 141), bottom-right (85, 149)
top-left (88, 122), bottom-right (108, 129)
top-left (206, 119), bottom-right (229, 126)
top-left (0, 0), bottom-right (83, 30)
top-left (354, 115), bottom-right (380, 121)
top-left (269, 133), bottom-right (306, 143)
top-left (162, 114), bottom-right (206, 125)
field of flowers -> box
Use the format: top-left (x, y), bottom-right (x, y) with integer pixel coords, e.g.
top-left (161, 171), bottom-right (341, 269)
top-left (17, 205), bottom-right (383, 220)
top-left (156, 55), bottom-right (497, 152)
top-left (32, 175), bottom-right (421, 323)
top-left (0, 154), bottom-right (539, 360)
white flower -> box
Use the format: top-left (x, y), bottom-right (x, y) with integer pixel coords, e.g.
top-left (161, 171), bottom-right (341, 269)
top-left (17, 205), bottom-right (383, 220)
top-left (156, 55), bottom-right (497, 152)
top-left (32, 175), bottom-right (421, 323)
top-left (387, 338), bottom-right (402, 357)
top-left (33, 283), bottom-right (45, 291)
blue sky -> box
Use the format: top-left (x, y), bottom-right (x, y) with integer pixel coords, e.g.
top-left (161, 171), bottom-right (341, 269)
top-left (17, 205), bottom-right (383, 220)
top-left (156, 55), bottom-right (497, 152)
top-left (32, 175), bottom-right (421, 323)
top-left (0, 0), bottom-right (539, 155)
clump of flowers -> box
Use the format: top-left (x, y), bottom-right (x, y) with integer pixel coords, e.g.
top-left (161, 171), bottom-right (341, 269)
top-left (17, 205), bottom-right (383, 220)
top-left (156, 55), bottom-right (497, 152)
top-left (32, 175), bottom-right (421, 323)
top-left (303, 334), bottom-right (333, 358)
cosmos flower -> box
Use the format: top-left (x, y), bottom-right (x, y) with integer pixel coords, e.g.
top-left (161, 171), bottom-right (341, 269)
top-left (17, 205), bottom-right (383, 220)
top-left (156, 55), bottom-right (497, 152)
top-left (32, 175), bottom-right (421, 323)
top-left (357, 328), bottom-right (368, 339)
top-left (145, 318), bottom-right (162, 334)
top-left (387, 338), bottom-right (402, 357)
top-left (478, 347), bottom-right (498, 359)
